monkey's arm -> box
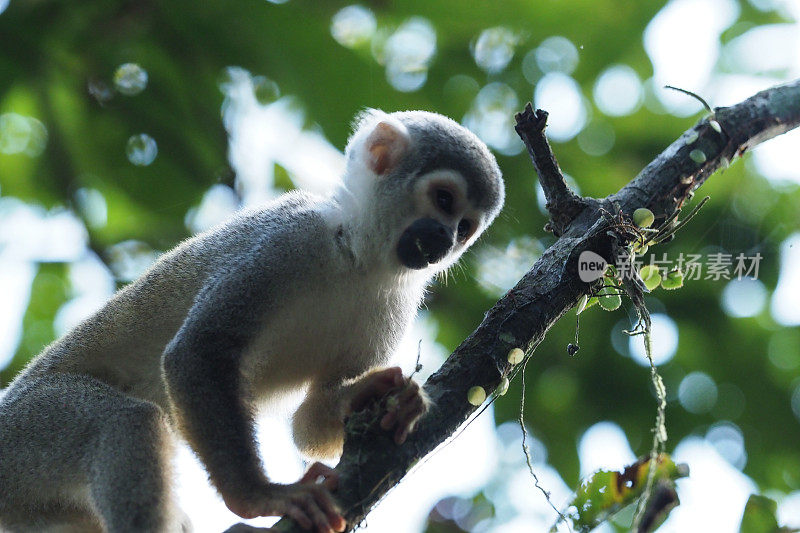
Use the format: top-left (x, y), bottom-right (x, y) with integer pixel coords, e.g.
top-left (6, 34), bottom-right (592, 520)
top-left (162, 259), bottom-right (268, 500)
top-left (162, 246), bottom-right (343, 532)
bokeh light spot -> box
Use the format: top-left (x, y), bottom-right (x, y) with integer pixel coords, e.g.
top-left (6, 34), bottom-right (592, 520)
top-left (578, 422), bottom-right (636, 477)
top-left (107, 240), bottom-right (160, 282)
top-left (644, 0), bottom-right (739, 116)
top-left (463, 82), bottom-right (523, 155)
top-left (778, 491), bottom-right (800, 529)
top-left (185, 184), bottom-right (240, 235)
top-left (534, 73), bottom-right (586, 142)
top-left (593, 64), bottom-right (643, 117)
top-left (496, 421), bottom-right (548, 466)
top-left (0, 113), bottom-right (47, 156)
top-left (722, 24), bottom-right (798, 75)
top-left (113, 63), bottom-right (148, 96)
top-left (706, 421), bottom-right (747, 470)
top-left (330, 5), bottom-right (376, 48)
top-left (679, 371), bottom-right (718, 414)
top-left (473, 26), bottom-right (518, 73)
top-left (629, 313), bottom-right (679, 366)
top-left (754, 128), bottom-right (800, 185)
top-left (384, 18), bottom-right (436, 92)
top-left (534, 36), bottom-right (579, 74)
top-left (721, 278), bottom-right (767, 318)
top-left (74, 188), bottom-right (108, 229)
top-left (771, 233), bottom-right (800, 326)
top-left (475, 235), bottom-right (543, 296)
top-left (126, 133), bottom-right (158, 166)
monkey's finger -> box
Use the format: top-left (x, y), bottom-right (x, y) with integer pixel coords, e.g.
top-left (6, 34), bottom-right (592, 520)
top-left (380, 410), bottom-right (397, 430)
top-left (394, 414), bottom-right (421, 444)
top-left (396, 428), bottom-right (409, 445)
top-left (394, 406), bottom-right (423, 444)
top-left (283, 504), bottom-right (314, 531)
top-left (367, 367), bottom-right (403, 388)
top-left (396, 385), bottom-right (426, 418)
top-left (305, 487), bottom-right (345, 533)
top-left (377, 366), bottom-right (405, 386)
top-left (393, 398), bottom-right (425, 444)
top-left (315, 494), bottom-right (346, 532)
top-left (303, 497), bottom-right (335, 533)
top-left (300, 462), bottom-right (340, 490)
top-left (396, 381), bottom-right (422, 404)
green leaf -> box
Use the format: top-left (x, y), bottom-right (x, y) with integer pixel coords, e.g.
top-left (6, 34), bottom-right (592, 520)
top-left (660, 269), bottom-right (684, 290)
top-left (639, 265), bottom-right (663, 291)
top-left (561, 454), bottom-right (688, 532)
top-left (738, 494), bottom-right (799, 533)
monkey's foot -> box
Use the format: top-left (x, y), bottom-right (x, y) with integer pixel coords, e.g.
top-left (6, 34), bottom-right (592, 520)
top-left (380, 376), bottom-right (428, 444)
top-left (349, 367), bottom-right (429, 445)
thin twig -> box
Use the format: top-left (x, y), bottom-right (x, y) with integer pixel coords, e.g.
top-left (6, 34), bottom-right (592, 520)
top-left (664, 85), bottom-right (713, 113)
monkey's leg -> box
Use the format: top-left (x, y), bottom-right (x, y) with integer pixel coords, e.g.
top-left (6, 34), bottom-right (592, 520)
top-left (88, 396), bottom-right (186, 532)
top-left (0, 374), bottom-right (188, 533)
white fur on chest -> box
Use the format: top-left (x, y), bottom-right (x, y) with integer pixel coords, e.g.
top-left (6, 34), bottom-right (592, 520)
top-left (242, 271), bottom-right (424, 399)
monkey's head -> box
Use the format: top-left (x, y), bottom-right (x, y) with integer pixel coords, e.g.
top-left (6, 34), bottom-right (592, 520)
top-left (343, 109), bottom-right (504, 273)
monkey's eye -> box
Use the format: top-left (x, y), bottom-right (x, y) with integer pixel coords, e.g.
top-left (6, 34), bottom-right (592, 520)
top-left (457, 219), bottom-right (472, 242)
top-left (435, 189), bottom-right (454, 214)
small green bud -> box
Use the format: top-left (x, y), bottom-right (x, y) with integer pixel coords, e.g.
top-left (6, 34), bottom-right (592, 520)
top-left (467, 386), bottom-right (487, 406)
top-left (633, 208), bottom-right (655, 228)
top-left (685, 131), bottom-right (699, 144)
top-left (690, 149), bottom-right (707, 163)
top-left (507, 348), bottom-right (525, 365)
top-left (576, 295), bottom-right (589, 315)
top-left (639, 265), bottom-right (662, 291)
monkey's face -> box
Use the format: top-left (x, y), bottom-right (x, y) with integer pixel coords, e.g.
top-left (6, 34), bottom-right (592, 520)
top-left (396, 170), bottom-right (485, 271)
top-left (343, 109), bottom-right (504, 272)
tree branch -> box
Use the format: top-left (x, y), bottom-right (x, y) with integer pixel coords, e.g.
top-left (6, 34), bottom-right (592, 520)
top-left (514, 105), bottom-right (586, 236)
top-left (271, 78), bottom-right (800, 533)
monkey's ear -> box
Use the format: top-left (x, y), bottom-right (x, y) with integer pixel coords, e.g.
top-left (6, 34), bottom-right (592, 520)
top-left (364, 121), bottom-right (409, 176)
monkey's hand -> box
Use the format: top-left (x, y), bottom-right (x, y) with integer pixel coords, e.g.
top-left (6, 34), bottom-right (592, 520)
top-left (348, 367), bottom-right (429, 445)
top-left (222, 463), bottom-right (345, 533)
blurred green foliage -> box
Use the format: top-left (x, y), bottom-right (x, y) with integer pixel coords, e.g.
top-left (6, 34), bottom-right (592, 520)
top-left (739, 494), bottom-right (798, 533)
top-left (1, 0), bottom-right (799, 530)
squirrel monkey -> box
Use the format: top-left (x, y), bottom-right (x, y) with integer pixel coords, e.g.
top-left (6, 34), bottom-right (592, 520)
top-left (0, 110), bottom-right (504, 533)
